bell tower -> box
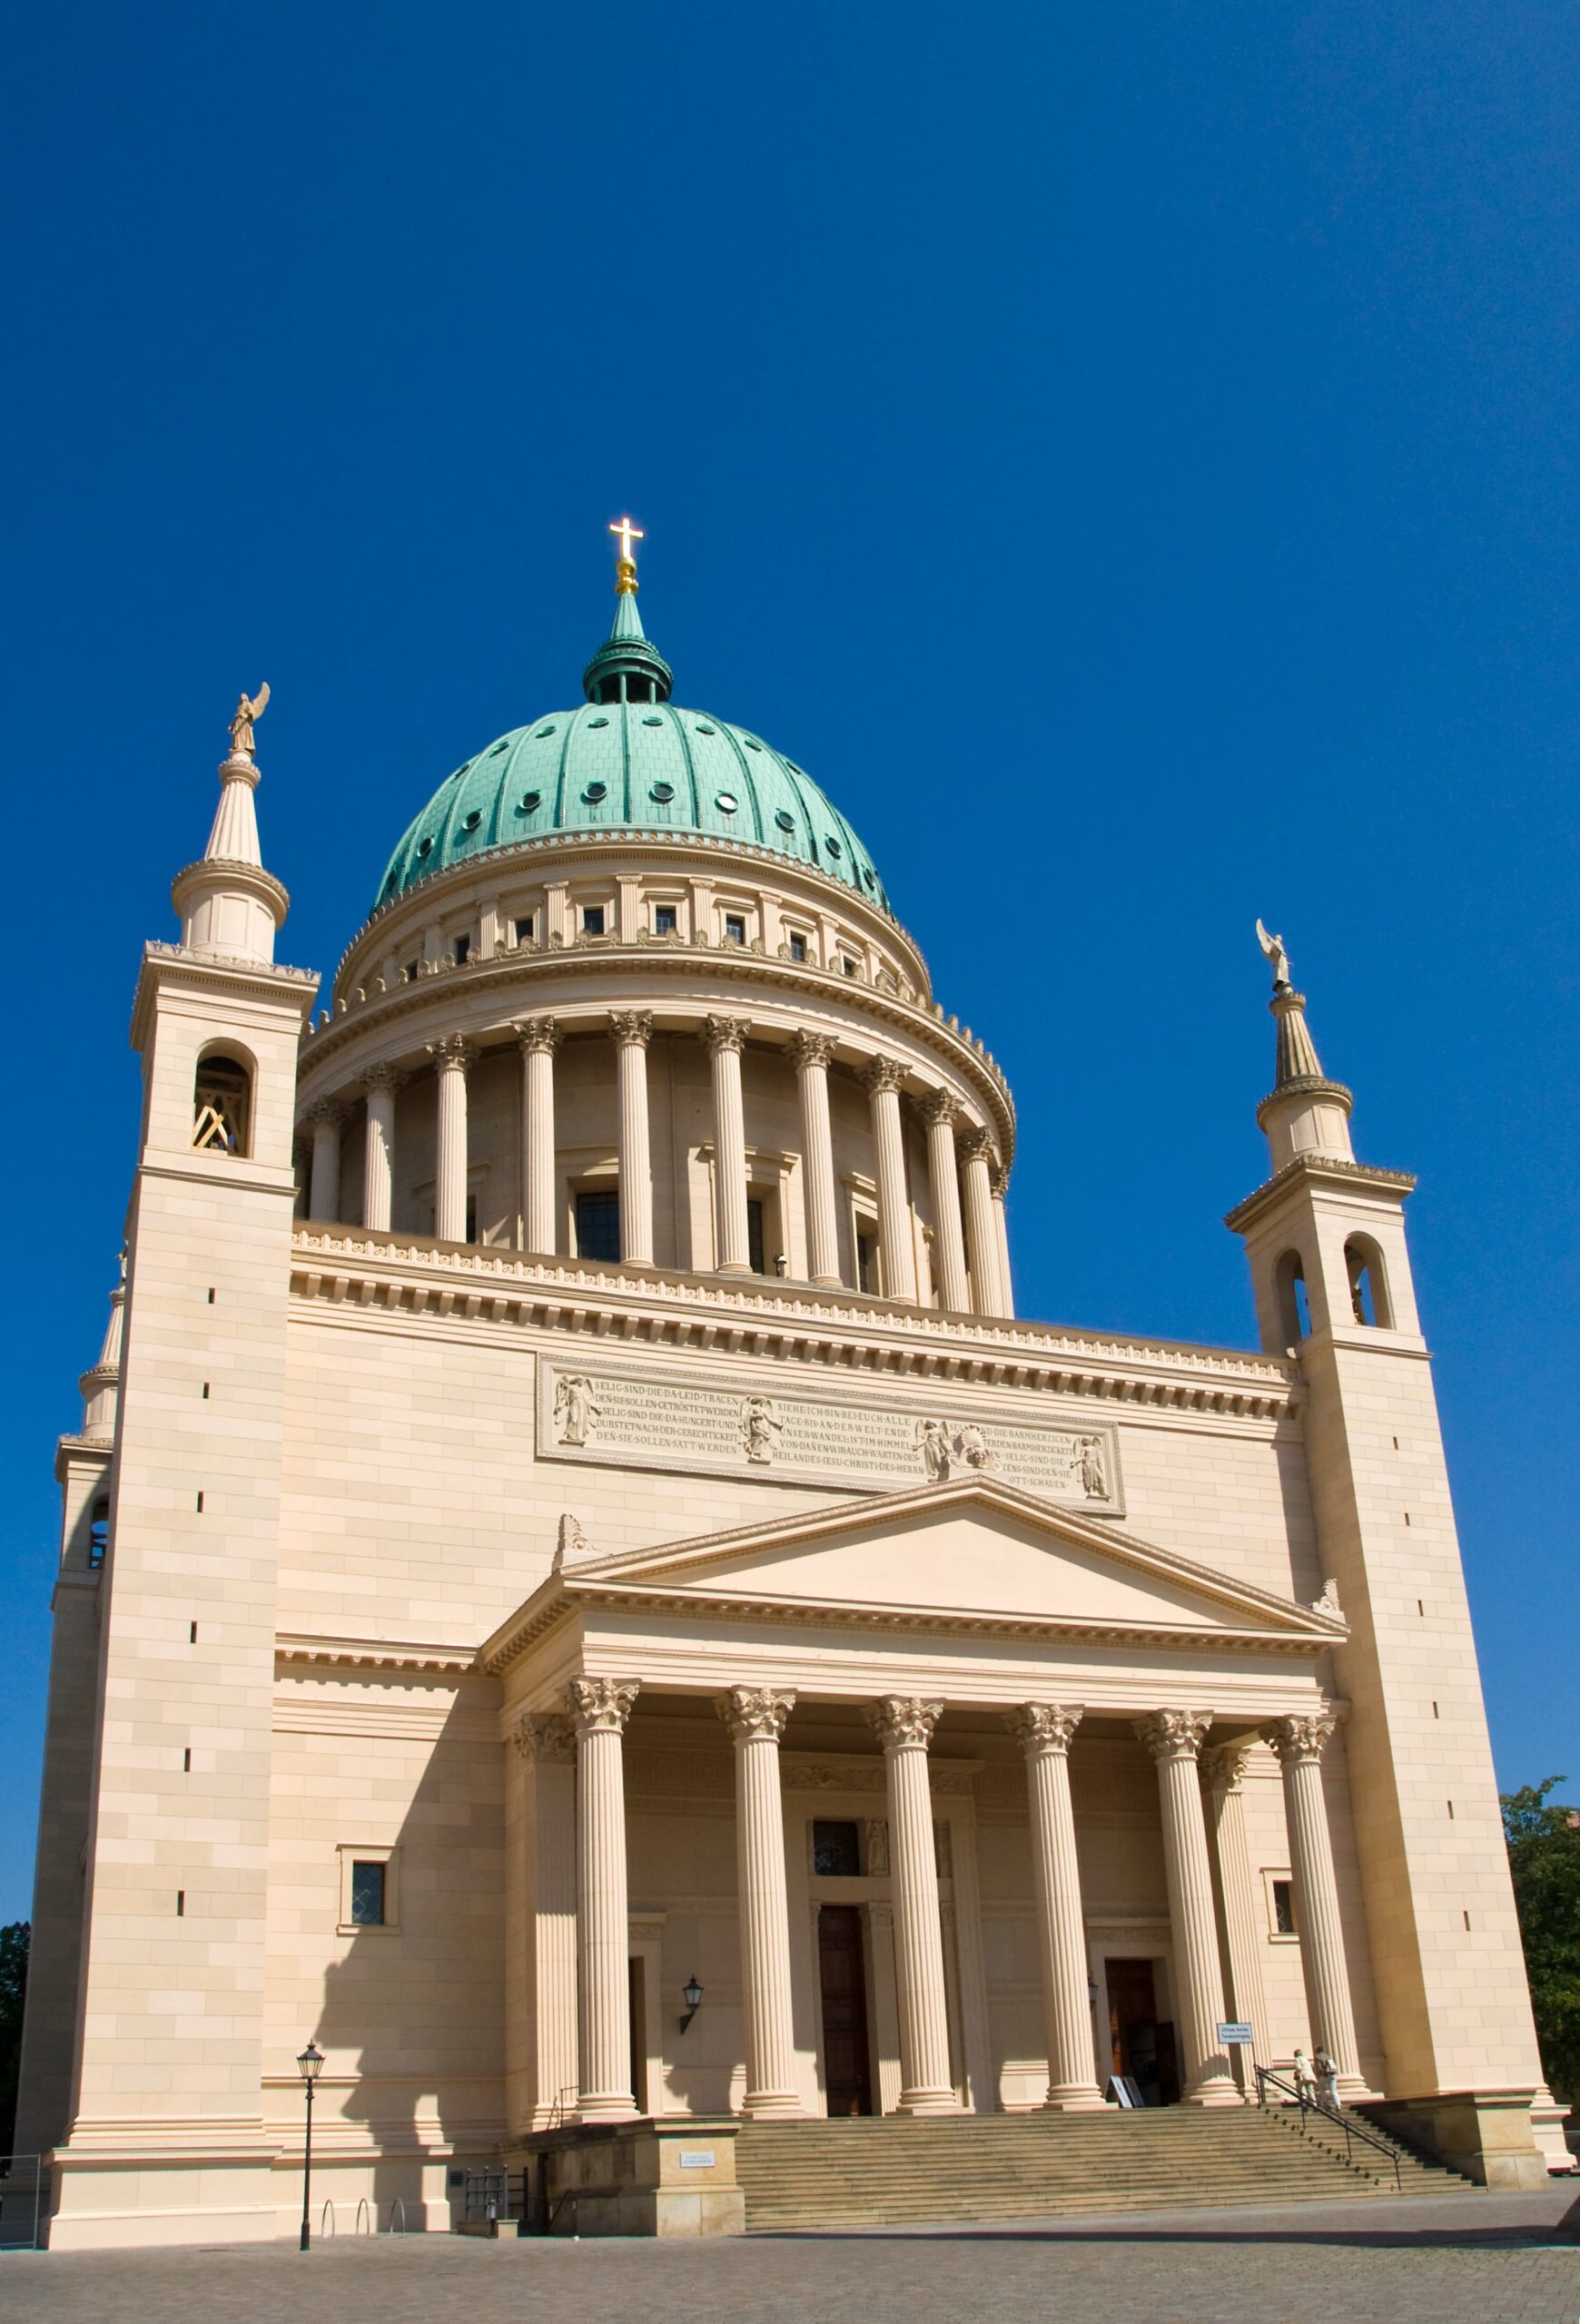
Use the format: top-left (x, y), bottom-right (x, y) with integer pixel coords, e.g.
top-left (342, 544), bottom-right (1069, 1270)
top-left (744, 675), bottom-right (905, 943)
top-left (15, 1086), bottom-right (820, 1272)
top-left (1227, 929), bottom-right (1555, 2185)
top-left (45, 703), bottom-right (318, 2248)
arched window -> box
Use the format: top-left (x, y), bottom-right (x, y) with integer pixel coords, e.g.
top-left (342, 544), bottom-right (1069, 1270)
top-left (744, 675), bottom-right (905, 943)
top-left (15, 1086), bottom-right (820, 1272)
top-left (1345, 1235), bottom-right (1393, 1328)
top-left (193, 1049), bottom-right (252, 1156)
top-left (1274, 1248), bottom-right (1311, 1344)
top-left (88, 1497), bottom-right (109, 1571)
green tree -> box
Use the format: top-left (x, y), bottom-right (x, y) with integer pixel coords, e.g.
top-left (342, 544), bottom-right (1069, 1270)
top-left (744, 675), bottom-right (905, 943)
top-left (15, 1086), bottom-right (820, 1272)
top-left (1502, 1779), bottom-right (1580, 2104)
top-left (0, 1922), bottom-right (28, 2154)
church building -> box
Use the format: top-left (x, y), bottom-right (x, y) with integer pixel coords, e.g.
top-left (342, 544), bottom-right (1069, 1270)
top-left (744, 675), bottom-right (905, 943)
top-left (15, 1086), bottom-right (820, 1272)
top-left (15, 529), bottom-right (1561, 2246)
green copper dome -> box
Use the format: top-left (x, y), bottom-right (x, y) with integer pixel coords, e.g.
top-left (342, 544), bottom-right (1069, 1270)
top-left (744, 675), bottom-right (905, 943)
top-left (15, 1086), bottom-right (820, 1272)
top-left (374, 586), bottom-right (890, 916)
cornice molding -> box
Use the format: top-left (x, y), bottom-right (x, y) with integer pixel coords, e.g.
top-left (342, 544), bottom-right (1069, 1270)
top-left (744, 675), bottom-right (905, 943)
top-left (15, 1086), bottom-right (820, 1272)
top-left (1225, 1153), bottom-right (1417, 1235)
top-left (274, 1631), bottom-right (477, 1676)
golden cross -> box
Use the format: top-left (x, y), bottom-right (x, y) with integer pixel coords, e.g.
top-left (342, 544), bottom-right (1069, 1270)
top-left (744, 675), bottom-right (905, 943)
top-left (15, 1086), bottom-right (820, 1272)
top-left (608, 516), bottom-right (644, 564)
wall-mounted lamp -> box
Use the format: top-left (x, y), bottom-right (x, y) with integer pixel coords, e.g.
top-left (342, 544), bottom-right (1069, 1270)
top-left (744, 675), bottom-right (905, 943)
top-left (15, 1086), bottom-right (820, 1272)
top-left (679, 1974), bottom-right (704, 2034)
top-left (1087, 1976), bottom-right (1099, 2004)
top-left (774, 1254), bottom-right (788, 1278)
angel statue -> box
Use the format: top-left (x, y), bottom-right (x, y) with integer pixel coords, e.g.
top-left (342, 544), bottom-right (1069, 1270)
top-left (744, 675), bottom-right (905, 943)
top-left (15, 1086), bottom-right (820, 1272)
top-left (1255, 918), bottom-right (1292, 990)
top-left (228, 683), bottom-right (271, 758)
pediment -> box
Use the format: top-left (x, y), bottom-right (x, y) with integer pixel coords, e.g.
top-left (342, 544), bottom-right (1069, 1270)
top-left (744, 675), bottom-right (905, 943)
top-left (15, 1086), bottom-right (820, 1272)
top-left (548, 1476), bottom-right (1341, 1646)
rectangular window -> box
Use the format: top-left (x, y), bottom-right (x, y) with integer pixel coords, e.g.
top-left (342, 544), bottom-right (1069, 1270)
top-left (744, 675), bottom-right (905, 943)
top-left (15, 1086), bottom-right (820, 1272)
top-left (856, 1231), bottom-right (874, 1294)
top-left (452, 934), bottom-right (471, 965)
top-left (514, 914), bottom-right (534, 943)
top-left (1270, 1877), bottom-right (1297, 1936)
top-left (842, 956), bottom-right (858, 977)
top-left (812, 1820), bottom-right (862, 1877)
top-left (405, 960), bottom-right (420, 982)
top-left (576, 1188), bottom-right (621, 1263)
top-left (746, 1196), bottom-right (766, 1275)
top-left (654, 905), bottom-right (677, 935)
top-left (788, 931), bottom-right (807, 962)
top-left (724, 912), bottom-right (746, 946)
top-left (464, 1195), bottom-right (478, 1244)
top-left (351, 1861), bottom-right (387, 1927)
top-left (582, 905), bottom-right (606, 936)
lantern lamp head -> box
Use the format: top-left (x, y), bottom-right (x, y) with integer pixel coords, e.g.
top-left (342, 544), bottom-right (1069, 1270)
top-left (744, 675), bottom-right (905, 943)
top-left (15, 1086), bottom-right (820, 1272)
top-left (680, 1974), bottom-right (704, 2033)
top-left (296, 2039), bottom-right (326, 2083)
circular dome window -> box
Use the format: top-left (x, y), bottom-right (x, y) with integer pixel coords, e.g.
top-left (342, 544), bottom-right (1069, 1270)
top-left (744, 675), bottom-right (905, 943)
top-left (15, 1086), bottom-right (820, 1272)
top-left (825, 836), bottom-right (843, 858)
top-left (417, 835), bottom-right (434, 857)
top-left (695, 722), bottom-right (716, 735)
top-left (774, 809), bottom-right (795, 832)
top-left (535, 725), bottom-right (557, 739)
top-left (642, 714), bottom-right (663, 727)
top-left (520, 790), bottom-right (542, 812)
top-left (743, 738), bottom-right (763, 753)
top-left (449, 763), bottom-right (471, 782)
top-left (650, 782), bottom-right (676, 803)
top-left (462, 810), bottom-right (482, 832)
top-left (489, 740), bottom-right (509, 756)
top-left (588, 715), bottom-right (609, 729)
top-left (716, 792), bottom-right (739, 813)
top-left (583, 781), bottom-right (607, 803)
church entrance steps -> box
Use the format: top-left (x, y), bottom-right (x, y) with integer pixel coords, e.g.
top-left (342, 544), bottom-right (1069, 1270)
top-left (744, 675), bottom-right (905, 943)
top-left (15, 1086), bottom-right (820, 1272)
top-left (734, 2106), bottom-right (1473, 2231)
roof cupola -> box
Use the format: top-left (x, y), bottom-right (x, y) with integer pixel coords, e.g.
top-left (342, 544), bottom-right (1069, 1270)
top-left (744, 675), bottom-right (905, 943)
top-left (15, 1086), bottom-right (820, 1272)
top-left (580, 517), bottom-right (674, 706)
top-left (1252, 921), bottom-right (1355, 1169)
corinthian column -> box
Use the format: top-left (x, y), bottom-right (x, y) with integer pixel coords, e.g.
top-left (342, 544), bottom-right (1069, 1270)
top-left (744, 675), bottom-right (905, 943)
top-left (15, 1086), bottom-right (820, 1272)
top-left (958, 1128), bottom-right (1003, 1317)
top-left (1134, 1710), bottom-right (1239, 2104)
top-left (1200, 1740), bottom-right (1270, 2088)
top-left (863, 1058), bottom-right (917, 1305)
top-left (428, 1036), bottom-right (475, 1244)
top-left (610, 1012), bottom-right (655, 1267)
top-left (702, 1017), bottom-right (752, 1274)
top-left (990, 1164), bottom-right (1015, 1319)
top-left (717, 1687), bottom-right (802, 2117)
top-left (567, 1677), bottom-right (639, 2122)
top-left (1006, 1705), bottom-right (1104, 2109)
top-left (360, 1067), bottom-right (403, 1232)
top-left (510, 1711), bottom-right (578, 2128)
top-left (787, 1031), bottom-right (841, 1285)
top-left (1262, 1712), bottom-right (1366, 2098)
top-left (515, 1017), bottom-right (559, 1256)
top-left (305, 1100), bottom-right (344, 1223)
top-left (922, 1093), bottom-right (971, 1313)
top-left (867, 1697), bottom-right (958, 2112)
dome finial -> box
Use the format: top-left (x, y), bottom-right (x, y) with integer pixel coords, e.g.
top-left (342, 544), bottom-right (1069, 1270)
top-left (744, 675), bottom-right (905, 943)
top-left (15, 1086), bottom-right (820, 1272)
top-left (608, 515), bottom-right (644, 596)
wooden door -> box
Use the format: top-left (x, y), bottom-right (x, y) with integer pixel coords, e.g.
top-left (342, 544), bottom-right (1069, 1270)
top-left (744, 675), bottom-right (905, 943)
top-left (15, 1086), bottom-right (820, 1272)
top-left (1107, 1956), bottom-right (1168, 2106)
top-left (818, 1905), bottom-right (874, 2116)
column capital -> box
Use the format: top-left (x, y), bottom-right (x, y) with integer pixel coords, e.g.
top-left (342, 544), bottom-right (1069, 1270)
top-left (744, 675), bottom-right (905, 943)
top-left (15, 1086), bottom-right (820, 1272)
top-left (701, 1014), bottom-right (750, 1057)
top-left (989, 1163), bottom-right (1010, 1201)
top-left (566, 1676), bottom-right (639, 1736)
top-left (1134, 1708), bottom-right (1213, 1764)
top-left (862, 1053), bottom-right (907, 1098)
top-left (427, 1034), bottom-right (477, 1074)
top-left (716, 1685), bottom-right (795, 1745)
top-left (510, 1709), bottom-right (577, 1764)
top-left (786, 1029), bottom-right (836, 1073)
top-left (609, 1010), bottom-right (654, 1050)
top-left (302, 1097), bottom-right (347, 1131)
top-left (1200, 1738), bottom-right (1255, 1793)
top-left (360, 1063), bottom-right (408, 1098)
top-left (921, 1088), bottom-right (963, 1129)
top-left (514, 1014), bottom-right (561, 1056)
top-left (867, 1695), bottom-right (943, 1752)
top-left (956, 1123), bottom-right (996, 1167)
top-left (1260, 1709), bottom-right (1338, 1766)
top-left (1006, 1703), bottom-right (1084, 1756)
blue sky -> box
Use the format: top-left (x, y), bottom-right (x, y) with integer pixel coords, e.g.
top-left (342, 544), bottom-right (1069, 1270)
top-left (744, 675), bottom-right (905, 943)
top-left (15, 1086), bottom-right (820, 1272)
top-left (2, 1), bottom-right (1575, 1921)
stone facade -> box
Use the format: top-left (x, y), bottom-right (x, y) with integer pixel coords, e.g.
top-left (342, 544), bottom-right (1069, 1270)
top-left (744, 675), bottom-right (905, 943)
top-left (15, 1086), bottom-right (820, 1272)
top-left (14, 572), bottom-right (1562, 2249)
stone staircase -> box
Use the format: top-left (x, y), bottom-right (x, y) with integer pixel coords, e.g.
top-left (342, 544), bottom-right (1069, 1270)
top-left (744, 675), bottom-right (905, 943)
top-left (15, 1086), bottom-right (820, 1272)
top-left (736, 2104), bottom-right (1472, 2231)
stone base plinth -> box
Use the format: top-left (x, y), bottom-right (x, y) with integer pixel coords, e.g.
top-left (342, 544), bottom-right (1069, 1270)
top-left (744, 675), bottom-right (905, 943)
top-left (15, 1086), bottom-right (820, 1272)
top-left (515, 2118), bottom-right (745, 2238)
top-left (1363, 2089), bottom-right (1547, 2191)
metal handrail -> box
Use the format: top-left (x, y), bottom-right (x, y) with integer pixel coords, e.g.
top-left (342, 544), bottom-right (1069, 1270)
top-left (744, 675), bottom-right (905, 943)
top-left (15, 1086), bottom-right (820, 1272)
top-left (1255, 2065), bottom-right (1401, 2192)
top-left (355, 2197), bottom-right (372, 2235)
top-left (320, 2199), bottom-right (336, 2236)
top-left (389, 2196), bottom-right (408, 2234)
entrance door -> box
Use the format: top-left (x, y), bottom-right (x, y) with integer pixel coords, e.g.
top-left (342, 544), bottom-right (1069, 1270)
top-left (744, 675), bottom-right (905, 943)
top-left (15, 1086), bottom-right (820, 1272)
top-left (1107, 1957), bottom-right (1180, 2106)
top-left (818, 1905), bottom-right (874, 2116)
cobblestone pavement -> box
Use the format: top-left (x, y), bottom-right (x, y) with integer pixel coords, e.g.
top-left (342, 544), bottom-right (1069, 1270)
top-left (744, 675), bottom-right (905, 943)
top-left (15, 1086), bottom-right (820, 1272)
top-left (3, 2185), bottom-right (1577, 2323)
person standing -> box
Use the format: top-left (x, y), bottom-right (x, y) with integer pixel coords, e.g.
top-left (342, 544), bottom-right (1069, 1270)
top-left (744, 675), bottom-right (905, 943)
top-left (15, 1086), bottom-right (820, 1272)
top-left (1291, 2046), bottom-right (1317, 2104)
top-left (1315, 2047), bottom-right (1339, 2108)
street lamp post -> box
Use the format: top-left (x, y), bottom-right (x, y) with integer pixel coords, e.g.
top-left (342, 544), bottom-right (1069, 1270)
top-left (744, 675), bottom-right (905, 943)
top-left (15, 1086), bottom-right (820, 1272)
top-left (296, 2039), bottom-right (325, 2250)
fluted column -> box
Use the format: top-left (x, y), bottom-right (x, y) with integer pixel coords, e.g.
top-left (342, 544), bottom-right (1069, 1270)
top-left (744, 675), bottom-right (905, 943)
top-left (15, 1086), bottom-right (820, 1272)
top-left (958, 1128), bottom-right (1003, 1317)
top-left (568, 1677), bottom-right (639, 2122)
top-left (428, 1036), bottom-right (475, 1244)
top-left (1200, 1741), bottom-right (1270, 2089)
top-left (516, 1017), bottom-right (559, 1256)
top-left (863, 1059), bottom-right (917, 1305)
top-left (306, 1100), bottom-right (344, 1222)
top-left (991, 1165), bottom-right (1015, 1319)
top-left (610, 1012), bottom-right (655, 1267)
top-left (361, 1066), bottom-right (403, 1232)
top-left (703, 1017), bottom-right (752, 1274)
top-left (717, 1687), bottom-right (802, 2118)
top-left (788, 1031), bottom-right (841, 1285)
top-left (867, 1697), bottom-right (959, 2112)
top-left (1134, 1710), bottom-right (1240, 2104)
top-left (922, 1093), bottom-right (972, 1313)
top-left (1263, 1713), bottom-right (1367, 2098)
top-left (511, 1711), bottom-right (578, 2128)
top-left (1007, 1705), bottom-right (1104, 2109)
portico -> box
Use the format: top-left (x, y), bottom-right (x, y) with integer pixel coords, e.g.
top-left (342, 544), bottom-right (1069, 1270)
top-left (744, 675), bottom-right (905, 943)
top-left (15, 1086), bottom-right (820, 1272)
top-left (483, 1477), bottom-right (1365, 2132)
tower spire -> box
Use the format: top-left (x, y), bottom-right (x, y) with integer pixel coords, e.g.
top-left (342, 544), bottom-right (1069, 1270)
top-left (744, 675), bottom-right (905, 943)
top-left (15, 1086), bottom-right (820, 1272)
top-left (169, 689), bottom-right (291, 962)
top-left (583, 517), bottom-right (673, 704)
top-left (1252, 921), bottom-right (1355, 1169)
